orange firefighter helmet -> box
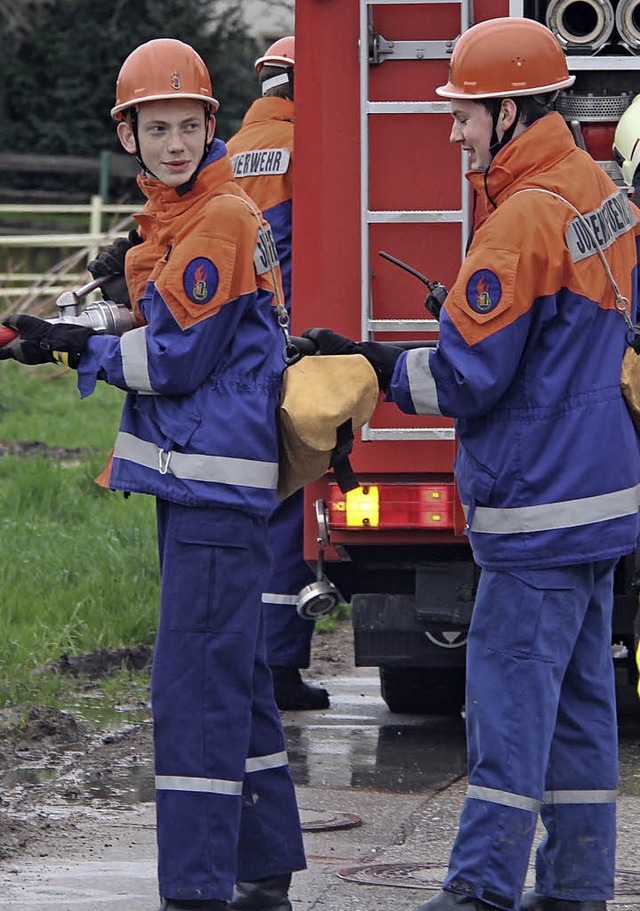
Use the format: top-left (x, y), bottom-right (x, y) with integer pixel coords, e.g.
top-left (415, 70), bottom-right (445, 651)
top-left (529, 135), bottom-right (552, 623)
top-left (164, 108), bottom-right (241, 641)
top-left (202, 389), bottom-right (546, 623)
top-left (436, 18), bottom-right (575, 100)
top-left (111, 37), bottom-right (219, 120)
top-left (255, 36), bottom-right (295, 74)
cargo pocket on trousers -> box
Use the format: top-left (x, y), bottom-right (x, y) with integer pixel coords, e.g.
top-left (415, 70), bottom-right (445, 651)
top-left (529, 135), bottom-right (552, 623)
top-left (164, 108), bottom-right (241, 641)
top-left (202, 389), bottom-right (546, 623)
top-left (163, 517), bottom-right (254, 634)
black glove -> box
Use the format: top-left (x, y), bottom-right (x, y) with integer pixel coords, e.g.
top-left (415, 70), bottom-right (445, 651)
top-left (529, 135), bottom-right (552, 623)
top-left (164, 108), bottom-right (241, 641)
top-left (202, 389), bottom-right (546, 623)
top-left (302, 328), bottom-right (402, 392)
top-left (87, 229), bottom-right (142, 307)
top-left (358, 341), bottom-right (403, 391)
top-left (0, 315), bottom-right (96, 368)
top-left (302, 328), bottom-right (360, 356)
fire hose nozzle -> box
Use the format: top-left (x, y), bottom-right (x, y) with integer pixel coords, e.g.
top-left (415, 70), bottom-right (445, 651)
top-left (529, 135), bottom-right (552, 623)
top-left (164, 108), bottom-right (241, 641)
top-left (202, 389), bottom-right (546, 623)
top-left (0, 276), bottom-right (139, 349)
top-left (55, 276), bottom-right (106, 319)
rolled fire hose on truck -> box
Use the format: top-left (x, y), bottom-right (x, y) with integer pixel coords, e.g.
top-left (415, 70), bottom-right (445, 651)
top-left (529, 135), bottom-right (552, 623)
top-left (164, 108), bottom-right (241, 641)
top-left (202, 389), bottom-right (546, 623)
top-left (546, 0), bottom-right (616, 51)
top-left (0, 275), bottom-right (139, 347)
top-left (546, 0), bottom-right (640, 53)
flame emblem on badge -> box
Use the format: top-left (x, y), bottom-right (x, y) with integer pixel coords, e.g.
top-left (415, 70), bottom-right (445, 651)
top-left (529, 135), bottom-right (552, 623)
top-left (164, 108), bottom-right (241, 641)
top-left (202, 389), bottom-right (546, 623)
top-left (475, 273), bottom-right (493, 312)
top-left (171, 71), bottom-right (181, 90)
top-left (466, 269), bottom-right (501, 315)
top-left (192, 263), bottom-right (208, 301)
top-left (183, 257), bottom-right (219, 305)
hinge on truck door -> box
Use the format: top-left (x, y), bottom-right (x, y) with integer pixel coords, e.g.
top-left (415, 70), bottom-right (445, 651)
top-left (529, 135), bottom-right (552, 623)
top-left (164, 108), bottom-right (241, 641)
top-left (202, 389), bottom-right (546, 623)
top-left (369, 23), bottom-right (457, 64)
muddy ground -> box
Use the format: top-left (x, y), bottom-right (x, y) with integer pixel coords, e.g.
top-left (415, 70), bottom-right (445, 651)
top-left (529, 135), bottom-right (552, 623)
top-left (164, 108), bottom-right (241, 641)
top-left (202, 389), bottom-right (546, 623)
top-left (0, 620), bottom-right (355, 864)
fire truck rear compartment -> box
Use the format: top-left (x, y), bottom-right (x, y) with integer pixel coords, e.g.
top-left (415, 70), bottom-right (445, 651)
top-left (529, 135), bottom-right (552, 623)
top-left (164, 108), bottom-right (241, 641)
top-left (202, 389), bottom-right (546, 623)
top-left (332, 546), bottom-right (639, 716)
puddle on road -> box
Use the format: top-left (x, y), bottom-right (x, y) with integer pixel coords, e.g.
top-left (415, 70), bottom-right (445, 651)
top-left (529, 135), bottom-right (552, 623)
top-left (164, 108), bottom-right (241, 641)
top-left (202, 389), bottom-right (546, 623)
top-left (286, 718), bottom-right (468, 793)
top-left (70, 694), bottom-right (151, 731)
top-left (3, 699), bottom-right (639, 808)
top-left (77, 762), bottom-right (156, 804)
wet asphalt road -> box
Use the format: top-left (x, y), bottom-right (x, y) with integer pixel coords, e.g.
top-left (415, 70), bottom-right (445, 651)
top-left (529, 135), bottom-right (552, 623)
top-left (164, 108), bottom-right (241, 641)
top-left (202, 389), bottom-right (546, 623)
top-left (0, 667), bottom-right (639, 910)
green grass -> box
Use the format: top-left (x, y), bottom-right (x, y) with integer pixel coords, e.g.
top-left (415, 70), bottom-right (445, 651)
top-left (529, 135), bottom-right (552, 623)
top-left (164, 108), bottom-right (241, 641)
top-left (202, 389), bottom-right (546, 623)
top-left (0, 360), bottom-right (122, 449)
top-left (0, 361), bottom-right (352, 712)
top-left (0, 361), bottom-right (159, 708)
top-left (316, 602), bottom-right (352, 632)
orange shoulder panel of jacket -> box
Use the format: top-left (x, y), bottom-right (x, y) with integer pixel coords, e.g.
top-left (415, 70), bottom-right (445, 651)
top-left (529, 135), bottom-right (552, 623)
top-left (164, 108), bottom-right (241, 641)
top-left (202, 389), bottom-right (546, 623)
top-left (152, 189), bottom-right (273, 328)
top-left (226, 119), bottom-right (293, 212)
top-left (447, 187), bottom-right (639, 347)
top-left (226, 118), bottom-right (293, 156)
top-left (446, 243), bottom-right (522, 346)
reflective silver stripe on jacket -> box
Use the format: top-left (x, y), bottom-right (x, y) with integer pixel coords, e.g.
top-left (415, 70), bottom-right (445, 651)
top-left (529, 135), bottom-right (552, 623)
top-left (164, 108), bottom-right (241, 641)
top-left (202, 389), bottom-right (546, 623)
top-left (464, 483), bottom-right (640, 535)
top-left (467, 784), bottom-right (542, 813)
top-left (406, 348), bottom-right (442, 415)
top-left (120, 327), bottom-right (155, 394)
top-left (114, 431), bottom-right (279, 489)
top-left (156, 775), bottom-right (242, 795)
top-left (262, 592), bottom-right (298, 606)
top-left (245, 750), bottom-right (289, 773)
top-left (543, 789), bottom-right (617, 805)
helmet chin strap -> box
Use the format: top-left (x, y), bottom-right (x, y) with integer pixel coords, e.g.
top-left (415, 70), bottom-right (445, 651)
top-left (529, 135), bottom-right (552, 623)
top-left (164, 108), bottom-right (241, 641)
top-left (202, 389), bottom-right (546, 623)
top-left (484, 98), bottom-right (521, 209)
top-left (488, 98), bottom-right (521, 159)
top-left (129, 109), bottom-right (157, 178)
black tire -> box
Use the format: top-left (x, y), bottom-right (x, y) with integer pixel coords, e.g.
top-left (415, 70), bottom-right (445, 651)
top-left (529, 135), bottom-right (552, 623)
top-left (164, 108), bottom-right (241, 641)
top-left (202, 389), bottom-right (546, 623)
top-left (379, 666), bottom-right (465, 716)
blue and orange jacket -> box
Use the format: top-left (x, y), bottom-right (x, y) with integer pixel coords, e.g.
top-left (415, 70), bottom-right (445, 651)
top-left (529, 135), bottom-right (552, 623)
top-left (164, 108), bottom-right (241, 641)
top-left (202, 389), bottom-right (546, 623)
top-left (388, 112), bottom-right (640, 570)
top-left (77, 139), bottom-right (285, 518)
top-left (226, 98), bottom-right (294, 307)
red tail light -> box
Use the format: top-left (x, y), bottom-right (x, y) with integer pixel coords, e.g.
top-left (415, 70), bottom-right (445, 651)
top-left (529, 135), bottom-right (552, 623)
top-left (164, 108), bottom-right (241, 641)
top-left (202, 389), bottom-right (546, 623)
top-left (328, 483), bottom-right (454, 530)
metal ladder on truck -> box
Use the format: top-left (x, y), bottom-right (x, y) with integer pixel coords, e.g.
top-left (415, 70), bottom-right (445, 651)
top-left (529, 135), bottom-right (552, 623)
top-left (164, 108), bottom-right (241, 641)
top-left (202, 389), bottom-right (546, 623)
top-left (359, 0), bottom-right (472, 442)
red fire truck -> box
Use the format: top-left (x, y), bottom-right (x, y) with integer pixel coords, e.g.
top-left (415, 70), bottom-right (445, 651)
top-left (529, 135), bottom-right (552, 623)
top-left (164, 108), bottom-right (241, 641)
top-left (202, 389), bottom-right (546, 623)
top-left (292, 0), bottom-right (640, 715)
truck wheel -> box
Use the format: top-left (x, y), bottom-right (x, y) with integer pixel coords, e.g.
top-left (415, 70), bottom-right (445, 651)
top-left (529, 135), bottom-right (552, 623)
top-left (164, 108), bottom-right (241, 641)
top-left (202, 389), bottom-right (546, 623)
top-left (379, 667), bottom-right (465, 716)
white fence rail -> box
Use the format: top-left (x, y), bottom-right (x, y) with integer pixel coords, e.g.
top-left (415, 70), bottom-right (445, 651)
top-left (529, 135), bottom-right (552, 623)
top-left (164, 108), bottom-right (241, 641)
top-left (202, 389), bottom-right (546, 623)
top-left (0, 196), bottom-right (138, 307)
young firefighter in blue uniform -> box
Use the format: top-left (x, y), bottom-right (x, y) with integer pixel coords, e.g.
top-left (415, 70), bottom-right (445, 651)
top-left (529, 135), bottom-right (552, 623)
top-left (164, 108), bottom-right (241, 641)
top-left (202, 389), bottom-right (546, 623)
top-left (304, 18), bottom-right (640, 911)
top-left (226, 36), bottom-right (330, 712)
top-left (0, 38), bottom-right (305, 911)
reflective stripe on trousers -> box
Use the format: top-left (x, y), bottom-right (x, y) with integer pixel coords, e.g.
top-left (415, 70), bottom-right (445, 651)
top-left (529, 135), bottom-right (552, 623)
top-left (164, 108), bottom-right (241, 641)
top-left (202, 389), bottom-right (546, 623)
top-left (152, 500), bottom-right (306, 902)
top-left (444, 561), bottom-right (618, 909)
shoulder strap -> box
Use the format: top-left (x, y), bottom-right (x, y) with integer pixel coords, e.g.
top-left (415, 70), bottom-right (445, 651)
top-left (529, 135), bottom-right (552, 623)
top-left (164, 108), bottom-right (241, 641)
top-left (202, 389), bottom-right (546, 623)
top-left (512, 187), bottom-right (636, 334)
top-left (215, 192), bottom-right (291, 346)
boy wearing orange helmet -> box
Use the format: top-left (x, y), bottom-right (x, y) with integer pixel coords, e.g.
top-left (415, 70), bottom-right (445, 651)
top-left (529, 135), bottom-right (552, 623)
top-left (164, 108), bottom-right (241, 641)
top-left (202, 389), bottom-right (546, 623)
top-left (226, 37), bottom-right (331, 713)
top-left (305, 17), bottom-right (640, 911)
top-left (1, 37), bottom-right (305, 911)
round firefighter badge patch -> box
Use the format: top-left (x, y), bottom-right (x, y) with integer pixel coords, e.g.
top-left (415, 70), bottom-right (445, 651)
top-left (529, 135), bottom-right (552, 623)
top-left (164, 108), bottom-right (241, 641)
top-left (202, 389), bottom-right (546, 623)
top-left (466, 269), bottom-right (501, 315)
top-left (183, 257), bottom-right (219, 305)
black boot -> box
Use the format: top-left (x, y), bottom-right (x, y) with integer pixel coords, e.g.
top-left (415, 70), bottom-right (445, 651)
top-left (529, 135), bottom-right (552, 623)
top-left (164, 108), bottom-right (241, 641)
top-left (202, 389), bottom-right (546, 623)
top-left (156, 901), bottom-right (229, 911)
top-left (411, 890), bottom-right (496, 910)
top-left (520, 890), bottom-right (606, 910)
top-left (270, 667), bottom-right (330, 710)
top-left (230, 873), bottom-right (292, 910)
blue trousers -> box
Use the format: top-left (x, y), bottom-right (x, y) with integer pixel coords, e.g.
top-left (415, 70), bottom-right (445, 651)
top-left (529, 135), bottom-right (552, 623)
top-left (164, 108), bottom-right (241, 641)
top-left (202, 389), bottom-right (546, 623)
top-left (263, 490), bottom-right (317, 668)
top-left (444, 561), bottom-right (618, 909)
top-left (152, 500), bottom-right (306, 902)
